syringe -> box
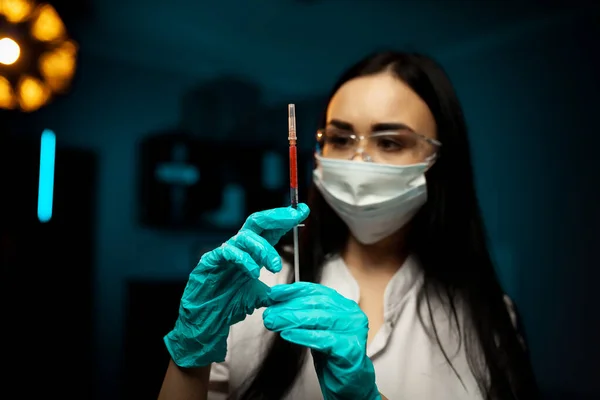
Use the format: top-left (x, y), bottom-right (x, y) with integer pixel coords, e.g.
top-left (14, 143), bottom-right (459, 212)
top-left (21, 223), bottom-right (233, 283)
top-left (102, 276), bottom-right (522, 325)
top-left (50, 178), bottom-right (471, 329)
top-left (288, 104), bottom-right (300, 282)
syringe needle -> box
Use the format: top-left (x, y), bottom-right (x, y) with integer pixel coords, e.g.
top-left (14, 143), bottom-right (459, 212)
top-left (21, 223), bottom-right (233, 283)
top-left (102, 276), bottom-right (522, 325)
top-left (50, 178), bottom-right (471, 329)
top-left (292, 226), bottom-right (300, 283)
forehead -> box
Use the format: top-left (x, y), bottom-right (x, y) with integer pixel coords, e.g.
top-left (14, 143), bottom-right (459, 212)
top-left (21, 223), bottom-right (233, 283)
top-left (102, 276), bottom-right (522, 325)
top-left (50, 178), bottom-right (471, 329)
top-left (326, 72), bottom-right (437, 138)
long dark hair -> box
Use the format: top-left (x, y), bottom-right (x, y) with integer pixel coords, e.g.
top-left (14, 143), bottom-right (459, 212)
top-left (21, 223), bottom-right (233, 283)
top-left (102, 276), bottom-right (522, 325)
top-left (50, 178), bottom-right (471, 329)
top-left (237, 51), bottom-right (539, 399)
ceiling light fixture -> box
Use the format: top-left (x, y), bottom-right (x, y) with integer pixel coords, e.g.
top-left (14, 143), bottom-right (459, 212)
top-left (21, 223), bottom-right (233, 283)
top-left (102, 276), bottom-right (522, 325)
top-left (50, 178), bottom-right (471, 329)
top-left (0, 0), bottom-right (78, 112)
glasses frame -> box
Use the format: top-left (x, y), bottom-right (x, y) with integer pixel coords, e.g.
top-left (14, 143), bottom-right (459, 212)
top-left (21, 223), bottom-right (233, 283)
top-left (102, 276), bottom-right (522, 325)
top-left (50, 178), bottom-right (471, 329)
top-left (316, 127), bottom-right (442, 163)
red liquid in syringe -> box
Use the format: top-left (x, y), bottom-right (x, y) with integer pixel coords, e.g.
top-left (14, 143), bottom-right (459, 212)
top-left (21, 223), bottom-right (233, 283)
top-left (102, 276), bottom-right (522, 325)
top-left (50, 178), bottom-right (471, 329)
top-left (289, 143), bottom-right (298, 208)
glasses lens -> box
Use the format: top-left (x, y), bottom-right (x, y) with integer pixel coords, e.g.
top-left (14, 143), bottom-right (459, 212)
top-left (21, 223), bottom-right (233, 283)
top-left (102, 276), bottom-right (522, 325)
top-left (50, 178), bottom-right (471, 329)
top-left (319, 129), bottom-right (358, 158)
top-left (318, 129), bottom-right (437, 165)
top-left (368, 131), bottom-right (436, 164)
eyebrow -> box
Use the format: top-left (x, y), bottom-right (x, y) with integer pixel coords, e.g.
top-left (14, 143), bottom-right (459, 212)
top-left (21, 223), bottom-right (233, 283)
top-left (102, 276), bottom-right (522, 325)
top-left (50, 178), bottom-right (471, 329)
top-left (328, 119), bottom-right (415, 133)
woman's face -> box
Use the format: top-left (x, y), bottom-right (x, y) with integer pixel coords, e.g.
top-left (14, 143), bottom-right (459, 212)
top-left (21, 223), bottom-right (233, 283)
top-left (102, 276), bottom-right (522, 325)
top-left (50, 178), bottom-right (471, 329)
top-left (323, 72), bottom-right (438, 164)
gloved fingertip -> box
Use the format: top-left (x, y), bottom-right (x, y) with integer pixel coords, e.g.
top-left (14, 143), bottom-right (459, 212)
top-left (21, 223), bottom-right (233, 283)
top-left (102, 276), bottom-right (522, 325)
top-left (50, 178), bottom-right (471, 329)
top-left (296, 203), bottom-right (310, 217)
top-left (267, 283), bottom-right (290, 301)
top-left (270, 256), bottom-right (282, 272)
top-left (280, 329), bottom-right (295, 342)
top-left (268, 283), bottom-right (283, 293)
top-left (262, 310), bottom-right (273, 328)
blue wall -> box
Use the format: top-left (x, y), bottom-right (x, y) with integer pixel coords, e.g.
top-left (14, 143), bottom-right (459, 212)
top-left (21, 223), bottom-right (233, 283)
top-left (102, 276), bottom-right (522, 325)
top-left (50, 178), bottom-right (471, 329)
top-left (29, 5), bottom-right (599, 399)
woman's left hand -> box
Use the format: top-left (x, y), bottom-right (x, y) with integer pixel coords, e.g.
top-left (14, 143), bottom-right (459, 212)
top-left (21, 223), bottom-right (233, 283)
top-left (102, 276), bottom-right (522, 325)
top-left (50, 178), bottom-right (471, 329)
top-left (263, 282), bottom-right (381, 400)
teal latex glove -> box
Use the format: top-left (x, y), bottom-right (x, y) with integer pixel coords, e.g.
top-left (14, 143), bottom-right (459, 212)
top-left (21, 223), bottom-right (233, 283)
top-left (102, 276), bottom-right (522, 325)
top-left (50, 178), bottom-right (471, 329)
top-left (164, 204), bottom-right (310, 368)
top-left (264, 282), bottom-right (381, 400)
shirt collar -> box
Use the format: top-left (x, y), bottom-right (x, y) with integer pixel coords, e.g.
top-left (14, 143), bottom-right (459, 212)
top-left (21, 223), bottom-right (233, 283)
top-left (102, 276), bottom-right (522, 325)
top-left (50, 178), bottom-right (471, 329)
top-left (320, 253), bottom-right (423, 319)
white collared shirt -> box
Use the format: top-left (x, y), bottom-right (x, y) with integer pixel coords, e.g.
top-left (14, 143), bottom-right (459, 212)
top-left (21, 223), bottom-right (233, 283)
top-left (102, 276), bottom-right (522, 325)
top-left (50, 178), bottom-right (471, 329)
top-left (209, 255), bottom-right (494, 399)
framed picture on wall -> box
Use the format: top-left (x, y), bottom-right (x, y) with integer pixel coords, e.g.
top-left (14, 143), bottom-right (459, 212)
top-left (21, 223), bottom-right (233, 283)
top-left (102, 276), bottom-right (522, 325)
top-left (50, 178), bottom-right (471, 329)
top-left (138, 130), bottom-right (313, 233)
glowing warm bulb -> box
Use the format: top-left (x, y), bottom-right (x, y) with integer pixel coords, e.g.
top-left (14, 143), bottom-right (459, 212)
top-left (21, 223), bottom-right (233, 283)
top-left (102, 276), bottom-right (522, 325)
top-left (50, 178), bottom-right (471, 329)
top-left (17, 75), bottom-right (51, 112)
top-left (0, 0), bottom-right (34, 23)
top-left (0, 37), bottom-right (21, 65)
top-left (0, 76), bottom-right (16, 109)
top-left (31, 4), bottom-right (65, 42)
top-left (39, 40), bottom-right (77, 92)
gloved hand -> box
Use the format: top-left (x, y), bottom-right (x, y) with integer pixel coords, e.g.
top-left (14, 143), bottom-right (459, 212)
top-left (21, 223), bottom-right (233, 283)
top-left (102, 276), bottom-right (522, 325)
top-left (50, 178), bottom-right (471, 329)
top-left (164, 204), bottom-right (310, 368)
top-left (263, 282), bottom-right (381, 400)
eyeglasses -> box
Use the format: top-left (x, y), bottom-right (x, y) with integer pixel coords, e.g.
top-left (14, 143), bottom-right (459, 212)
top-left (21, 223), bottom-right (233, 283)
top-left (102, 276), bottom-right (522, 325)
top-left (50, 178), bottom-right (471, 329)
top-left (316, 127), bottom-right (441, 165)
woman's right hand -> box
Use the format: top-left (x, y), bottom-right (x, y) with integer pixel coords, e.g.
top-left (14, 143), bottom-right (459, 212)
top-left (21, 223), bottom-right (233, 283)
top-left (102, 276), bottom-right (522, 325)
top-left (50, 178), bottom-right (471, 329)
top-left (164, 204), bottom-right (310, 369)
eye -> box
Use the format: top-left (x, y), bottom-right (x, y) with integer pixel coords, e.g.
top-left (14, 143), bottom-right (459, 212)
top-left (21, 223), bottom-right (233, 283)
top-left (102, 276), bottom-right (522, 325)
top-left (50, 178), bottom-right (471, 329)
top-left (375, 130), bottom-right (418, 152)
top-left (326, 130), bottom-right (354, 148)
top-left (375, 135), bottom-right (406, 151)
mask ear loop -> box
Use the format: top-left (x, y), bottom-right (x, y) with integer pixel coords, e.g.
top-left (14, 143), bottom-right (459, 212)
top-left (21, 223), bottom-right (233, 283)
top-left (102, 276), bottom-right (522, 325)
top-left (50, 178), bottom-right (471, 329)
top-left (423, 151), bottom-right (440, 172)
top-left (414, 133), bottom-right (442, 172)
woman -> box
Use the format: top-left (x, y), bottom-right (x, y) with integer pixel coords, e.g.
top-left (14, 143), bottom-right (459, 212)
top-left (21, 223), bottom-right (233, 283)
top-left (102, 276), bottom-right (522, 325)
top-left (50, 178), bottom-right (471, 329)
top-left (158, 51), bottom-right (539, 400)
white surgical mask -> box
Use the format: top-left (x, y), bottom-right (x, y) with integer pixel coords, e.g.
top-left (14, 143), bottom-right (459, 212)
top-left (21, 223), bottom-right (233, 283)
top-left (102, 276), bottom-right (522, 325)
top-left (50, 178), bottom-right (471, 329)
top-left (313, 155), bottom-right (428, 245)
